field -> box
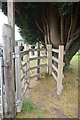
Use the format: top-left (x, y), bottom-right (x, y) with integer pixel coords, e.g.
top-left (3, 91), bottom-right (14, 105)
top-left (17, 54), bottom-right (79, 118)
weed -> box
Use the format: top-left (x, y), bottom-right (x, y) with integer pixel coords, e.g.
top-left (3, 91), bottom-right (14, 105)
top-left (20, 99), bottom-right (37, 114)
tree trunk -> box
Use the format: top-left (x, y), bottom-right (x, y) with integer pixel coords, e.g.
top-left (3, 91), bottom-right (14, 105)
top-left (48, 4), bottom-right (60, 48)
top-left (64, 38), bottom-right (80, 66)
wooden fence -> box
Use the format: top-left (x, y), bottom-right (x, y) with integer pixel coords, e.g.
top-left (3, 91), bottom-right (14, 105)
top-left (52, 45), bottom-right (64, 95)
top-left (15, 43), bottom-right (47, 112)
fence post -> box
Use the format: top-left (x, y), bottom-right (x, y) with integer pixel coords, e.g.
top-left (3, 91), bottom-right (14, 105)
top-left (47, 44), bottom-right (52, 75)
top-left (57, 45), bottom-right (64, 95)
top-left (15, 46), bottom-right (22, 112)
top-left (37, 42), bottom-right (40, 80)
top-left (3, 24), bottom-right (15, 117)
top-left (26, 44), bottom-right (30, 87)
top-left (0, 57), bottom-right (4, 118)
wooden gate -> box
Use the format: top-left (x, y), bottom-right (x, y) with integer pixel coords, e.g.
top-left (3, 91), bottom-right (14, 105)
top-left (14, 43), bottom-right (47, 112)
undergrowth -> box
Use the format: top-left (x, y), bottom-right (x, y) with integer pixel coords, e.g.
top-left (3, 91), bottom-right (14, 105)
top-left (64, 66), bottom-right (73, 72)
top-left (18, 99), bottom-right (37, 114)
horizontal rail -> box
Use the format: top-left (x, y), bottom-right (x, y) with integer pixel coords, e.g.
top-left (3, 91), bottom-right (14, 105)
top-left (52, 56), bottom-right (59, 63)
top-left (52, 72), bottom-right (57, 82)
top-left (30, 64), bottom-right (47, 70)
top-left (30, 56), bottom-right (47, 61)
top-left (52, 64), bottom-right (58, 73)
top-left (30, 71), bottom-right (47, 79)
top-left (29, 48), bottom-right (46, 52)
top-left (20, 50), bottom-right (29, 57)
top-left (52, 48), bottom-right (59, 53)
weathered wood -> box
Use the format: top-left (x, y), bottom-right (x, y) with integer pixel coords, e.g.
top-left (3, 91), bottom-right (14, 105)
top-left (30, 56), bottom-right (47, 61)
top-left (52, 72), bottom-right (57, 82)
top-left (52, 48), bottom-right (59, 53)
top-left (7, 0), bottom-right (16, 92)
top-left (57, 45), bottom-right (64, 95)
top-left (3, 24), bottom-right (15, 117)
top-left (30, 64), bottom-right (47, 70)
top-left (52, 64), bottom-right (58, 73)
top-left (15, 46), bottom-right (22, 112)
top-left (7, 0), bottom-right (15, 28)
top-left (26, 44), bottom-right (30, 87)
top-left (30, 71), bottom-right (47, 79)
top-left (37, 42), bottom-right (40, 80)
top-left (20, 50), bottom-right (29, 57)
top-left (47, 44), bottom-right (52, 75)
top-left (52, 56), bottom-right (59, 63)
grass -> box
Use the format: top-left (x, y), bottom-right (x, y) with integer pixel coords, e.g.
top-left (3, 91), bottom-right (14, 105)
top-left (18, 99), bottom-right (37, 114)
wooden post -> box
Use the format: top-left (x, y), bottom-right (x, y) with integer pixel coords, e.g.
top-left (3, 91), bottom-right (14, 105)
top-left (7, 0), bottom-right (15, 32)
top-left (47, 44), bottom-right (52, 75)
top-left (26, 44), bottom-right (30, 87)
top-left (37, 42), bottom-right (40, 80)
top-left (3, 24), bottom-right (15, 118)
top-left (7, 0), bottom-right (16, 91)
top-left (57, 45), bottom-right (64, 95)
top-left (15, 46), bottom-right (22, 112)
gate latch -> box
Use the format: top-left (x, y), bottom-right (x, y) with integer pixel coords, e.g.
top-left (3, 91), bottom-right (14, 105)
top-left (12, 52), bottom-right (20, 58)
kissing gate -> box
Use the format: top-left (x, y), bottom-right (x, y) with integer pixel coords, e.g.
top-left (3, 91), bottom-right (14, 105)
top-left (0, 24), bottom-right (64, 118)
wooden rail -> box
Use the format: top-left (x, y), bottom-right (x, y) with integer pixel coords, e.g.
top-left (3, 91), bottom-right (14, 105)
top-left (52, 72), bottom-right (57, 82)
top-left (20, 50), bottom-right (29, 57)
top-left (30, 64), bottom-right (47, 70)
top-left (52, 48), bottom-right (59, 53)
top-left (52, 64), bottom-right (58, 73)
top-left (52, 56), bottom-right (59, 63)
top-left (29, 48), bottom-right (46, 52)
top-left (29, 56), bottom-right (47, 61)
top-left (30, 71), bottom-right (47, 79)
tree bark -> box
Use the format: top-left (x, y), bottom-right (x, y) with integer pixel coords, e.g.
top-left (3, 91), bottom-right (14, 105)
top-left (48, 4), bottom-right (60, 48)
top-left (61, 13), bottom-right (64, 45)
top-left (64, 38), bottom-right (80, 66)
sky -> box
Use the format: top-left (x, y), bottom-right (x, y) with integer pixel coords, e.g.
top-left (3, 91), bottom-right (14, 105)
top-left (0, 10), bottom-right (22, 45)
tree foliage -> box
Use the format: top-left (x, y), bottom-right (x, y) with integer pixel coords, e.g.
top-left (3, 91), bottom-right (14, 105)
top-left (2, 2), bottom-right (80, 65)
